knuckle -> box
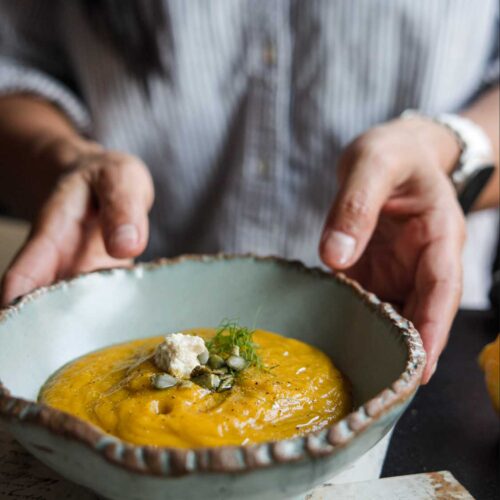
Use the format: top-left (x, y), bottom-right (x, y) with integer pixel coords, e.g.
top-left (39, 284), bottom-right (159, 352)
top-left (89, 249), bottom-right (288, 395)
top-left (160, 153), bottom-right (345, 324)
top-left (442, 268), bottom-right (463, 292)
top-left (439, 198), bottom-right (467, 244)
top-left (62, 149), bottom-right (153, 211)
top-left (77, 150), bottom-right (145, 178)
top-left (100, 153), bottom-right (154, 205)
top-left (98, 186), bottom-right (124, 211)
top-left (339, 191), bottom-right (371, 219)
top-left (364, 141), bottom-right (398, 173)
top-left (336, 192), bottom-right (374, 232)
top-left (405, 217), bottom-right (437, 246)
top-left (443, 262), bottom-right (464, 291)
top-left (453, 277), bottom-right (463, 298)
top-left (102, 151), bottom-right (146, 171)
top-left (101, 152), bottom-right (151, 181)
top-left (426, 274), bottom-right (463, 299)
top-left (445, 276), bottom-right (463, 304)
top-left (343, 132), bottom-right (399, 178)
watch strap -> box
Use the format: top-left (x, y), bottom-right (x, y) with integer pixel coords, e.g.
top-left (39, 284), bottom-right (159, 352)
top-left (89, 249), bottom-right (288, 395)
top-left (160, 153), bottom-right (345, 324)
top-left (458, 164), bottom-right (494, 213)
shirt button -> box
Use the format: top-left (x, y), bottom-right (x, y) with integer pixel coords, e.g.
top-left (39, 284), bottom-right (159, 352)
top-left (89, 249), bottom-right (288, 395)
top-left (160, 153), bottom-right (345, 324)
top-left (263, 42), bottom-right (277, 66)
top-left (257, 159), bottom-right (270, 176)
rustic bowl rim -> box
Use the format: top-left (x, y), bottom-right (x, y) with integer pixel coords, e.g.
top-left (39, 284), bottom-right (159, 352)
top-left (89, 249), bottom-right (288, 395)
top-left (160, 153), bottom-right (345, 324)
top-left (0, 254), bottom-right (426, 477)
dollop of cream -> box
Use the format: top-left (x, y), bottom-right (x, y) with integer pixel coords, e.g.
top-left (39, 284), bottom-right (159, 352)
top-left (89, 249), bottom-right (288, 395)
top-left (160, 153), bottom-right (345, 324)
top-left (153, 333), bottom-right (208, 379)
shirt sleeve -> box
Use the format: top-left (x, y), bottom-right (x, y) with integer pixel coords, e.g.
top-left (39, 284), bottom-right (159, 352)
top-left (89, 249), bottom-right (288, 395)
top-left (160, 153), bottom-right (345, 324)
top-left (482, 11), bottom-right (499, 89)
top-left (0, 0), bottom-right (90, 133)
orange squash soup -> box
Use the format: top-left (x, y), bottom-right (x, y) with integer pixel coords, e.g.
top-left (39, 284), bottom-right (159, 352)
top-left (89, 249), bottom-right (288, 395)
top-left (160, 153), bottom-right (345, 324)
top-left (39, 328), bottom-right (351, 448)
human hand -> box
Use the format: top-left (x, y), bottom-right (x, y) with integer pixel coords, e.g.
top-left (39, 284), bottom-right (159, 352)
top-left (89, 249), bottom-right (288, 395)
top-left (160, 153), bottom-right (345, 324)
top-left (319, 117), bottom-right (465, 384)
top-left (1, 143), bottom-right (154, 305)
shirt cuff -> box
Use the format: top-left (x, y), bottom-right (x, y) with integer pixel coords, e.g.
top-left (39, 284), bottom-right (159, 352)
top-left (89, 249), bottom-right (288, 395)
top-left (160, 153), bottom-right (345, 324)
top-left (0, 58), bottom-right (91, 134)
top-left (482, 57), bottom-right (499, 89)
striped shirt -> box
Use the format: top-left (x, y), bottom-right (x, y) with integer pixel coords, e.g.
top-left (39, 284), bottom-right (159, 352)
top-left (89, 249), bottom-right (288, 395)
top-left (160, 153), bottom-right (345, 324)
top-left (0, 1), bottom-right (498, 283)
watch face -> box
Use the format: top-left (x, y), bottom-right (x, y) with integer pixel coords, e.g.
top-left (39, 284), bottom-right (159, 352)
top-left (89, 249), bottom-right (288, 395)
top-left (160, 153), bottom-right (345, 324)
top-left (458, 165), bottom-right (494, 213)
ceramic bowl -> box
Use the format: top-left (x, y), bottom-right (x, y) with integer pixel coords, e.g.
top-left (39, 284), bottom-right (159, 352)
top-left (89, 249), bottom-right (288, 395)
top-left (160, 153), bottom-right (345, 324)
top-left (0, 255), bottom-right (425, 500)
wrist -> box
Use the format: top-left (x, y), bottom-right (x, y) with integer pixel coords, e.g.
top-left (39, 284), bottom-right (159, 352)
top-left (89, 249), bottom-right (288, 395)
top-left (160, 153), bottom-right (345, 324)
top-left (401, 109), bottom-right (495, 212)
top-left (428, 120), bottom-right (463, 175)
top-left (400, 113), bottom-right (461, 174)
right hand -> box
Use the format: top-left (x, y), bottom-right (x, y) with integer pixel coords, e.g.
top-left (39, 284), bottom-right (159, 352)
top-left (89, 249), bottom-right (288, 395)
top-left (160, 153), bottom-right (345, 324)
top-left (1, 145), bottom-right (154, 305)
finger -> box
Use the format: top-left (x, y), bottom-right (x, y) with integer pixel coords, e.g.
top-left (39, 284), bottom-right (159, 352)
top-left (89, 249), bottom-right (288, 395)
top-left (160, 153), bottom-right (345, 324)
top-left (92, 155), bottom-right (154, 259)
top-left (320, 147), bottom-right (403, 269)
top-left (61, 219), bottom-right (133, 276)
top-left (1, 175), bottom-right (89, 305)
top-left (407, 234), bottom-right (463, 384)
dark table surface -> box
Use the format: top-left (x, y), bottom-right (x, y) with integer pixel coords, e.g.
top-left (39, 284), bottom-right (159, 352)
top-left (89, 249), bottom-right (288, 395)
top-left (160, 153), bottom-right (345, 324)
top-left (382, 309), bottom-right (499, 499)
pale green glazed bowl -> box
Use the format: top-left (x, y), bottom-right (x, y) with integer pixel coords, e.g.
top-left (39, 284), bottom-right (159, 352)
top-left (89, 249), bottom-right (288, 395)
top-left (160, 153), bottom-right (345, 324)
top-left (0, 255), bottom-right (425, 500)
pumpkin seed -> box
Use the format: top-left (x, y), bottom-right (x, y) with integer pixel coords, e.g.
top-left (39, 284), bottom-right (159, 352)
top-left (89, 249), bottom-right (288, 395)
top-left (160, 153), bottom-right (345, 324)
top-left (192, 373), bottom-right (221, 390)
top-left (208, 354), bottom-right (225, 369)
top-left (190, 365), bottom-right (211, 378)
top-left (226, 355), bottom-right (246, 371)
top-left (197, 350), bottom-right (209, 365)
top-left (212, 366), bottom-right (229, 376)
top-left (151, 373), bottom-right (178, 390)
top-left (217, 375), bottom-right (234, 392)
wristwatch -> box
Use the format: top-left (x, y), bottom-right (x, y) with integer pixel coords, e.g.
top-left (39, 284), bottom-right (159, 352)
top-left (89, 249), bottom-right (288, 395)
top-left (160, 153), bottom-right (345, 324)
top-left (402, 110), bottom-right (495, 214)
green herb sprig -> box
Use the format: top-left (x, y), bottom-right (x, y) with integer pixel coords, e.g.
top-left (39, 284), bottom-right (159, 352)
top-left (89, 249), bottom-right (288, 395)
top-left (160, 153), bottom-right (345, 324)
top-left (206, 320), bottom-right (263, 369)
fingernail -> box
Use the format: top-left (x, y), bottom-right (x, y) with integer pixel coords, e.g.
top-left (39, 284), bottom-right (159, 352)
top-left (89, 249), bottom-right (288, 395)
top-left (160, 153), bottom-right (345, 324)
top-left (110, 224), bottom-right (139, 249)
top-left (323, 231), bottom-right (356, 266)
top-left (430, 361), bottom-right (438, 377)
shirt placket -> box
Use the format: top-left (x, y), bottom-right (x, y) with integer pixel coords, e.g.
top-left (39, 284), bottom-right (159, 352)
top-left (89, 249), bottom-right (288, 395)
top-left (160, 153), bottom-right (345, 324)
top-left (238, 0), bottom-right (291, 254)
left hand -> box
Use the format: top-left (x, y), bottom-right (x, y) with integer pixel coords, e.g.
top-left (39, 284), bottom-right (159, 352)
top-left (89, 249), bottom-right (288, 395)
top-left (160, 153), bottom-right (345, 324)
top-left (319, 117), bottom-right (465, 384)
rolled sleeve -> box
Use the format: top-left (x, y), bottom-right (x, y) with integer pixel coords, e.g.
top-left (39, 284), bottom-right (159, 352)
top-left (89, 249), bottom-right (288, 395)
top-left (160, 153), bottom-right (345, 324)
top-left (482, 50), bottom-right (499, 89)
top-left (0, 0), bottom-right (91, 133)
top-left (482, 14), bottom-right (499, 88)
top-left (0, 57), bottom-right (91, 132)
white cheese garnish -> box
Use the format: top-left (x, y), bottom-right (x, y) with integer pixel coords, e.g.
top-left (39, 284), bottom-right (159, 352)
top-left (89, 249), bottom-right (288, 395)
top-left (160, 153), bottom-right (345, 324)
top-left (153, 333), bottom-right (208, 379)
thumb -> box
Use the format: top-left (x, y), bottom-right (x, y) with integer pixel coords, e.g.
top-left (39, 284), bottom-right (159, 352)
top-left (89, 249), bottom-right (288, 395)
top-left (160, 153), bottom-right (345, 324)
top-left (90, 154), bottom-right (154, 259)
top-left (319, 153), bottom-right (397, 270)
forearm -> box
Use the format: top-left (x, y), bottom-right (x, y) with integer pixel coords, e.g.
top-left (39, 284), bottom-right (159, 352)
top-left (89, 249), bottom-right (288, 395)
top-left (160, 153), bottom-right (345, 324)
top-left (461, 85), bottom-right (499, 210)
top-left (0, 94), bottom-right (93, 219)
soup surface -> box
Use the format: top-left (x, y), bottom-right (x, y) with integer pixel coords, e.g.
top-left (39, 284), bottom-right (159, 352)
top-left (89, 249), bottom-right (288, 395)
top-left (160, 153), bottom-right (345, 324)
top-left (39, 329), bottom-right (351, 447)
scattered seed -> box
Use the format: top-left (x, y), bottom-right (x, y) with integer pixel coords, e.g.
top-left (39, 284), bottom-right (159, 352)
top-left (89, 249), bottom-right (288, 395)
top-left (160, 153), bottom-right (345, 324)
top-left (208, 354), bottom-right (225, 369)
top-left (192, 373), bottom-right (221, 390)
top-left (191, 365), bottom-right (211, 378)
top-left (212, 367), bottom-right (229, 376)
top-left (226, 355), bottom-right (247, 371)
top-left (217, 375), bottom-right (234, 392)
top-left (151, 373), bottom-right (178, 390)
top-left (197, 350), bottom-right (209, 365)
